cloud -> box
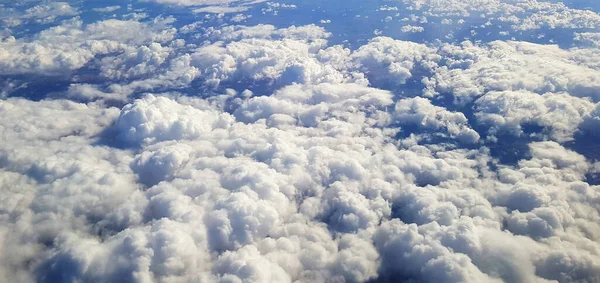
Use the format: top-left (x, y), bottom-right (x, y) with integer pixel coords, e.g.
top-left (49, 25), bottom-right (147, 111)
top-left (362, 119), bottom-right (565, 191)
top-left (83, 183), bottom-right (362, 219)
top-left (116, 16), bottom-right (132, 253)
top-left (92, 6), bottom-right (121, 13)
top-left (425, 40), bottom-right (600, 104)
top-left (183, 24), bottom-right (351, 87)
top-left (2, 1), bottom-right (600, 282)
top-left (114, 94), bottom-right (233, 145)
top-left (399, 0), bottom-right (600, 31)
top-left (0, 2), bottom-right (79, 27)
top-left (0, 98), bottom-right (140, 282)
top-left (575, 32), bottom-right (600, 48)
top-left (0, 17), bottom-right (176, 76)
top-left (393, 97), bottom-right (480, 143)
top-left (401, 25), bottom-right (425, 33)
top-left (474, 90), bottom-right (597, 142)
top-left (374, 220), bottom-right (503, 282)
top-left (580, 98), bottom-right (600, 136)
top-left (349, 37), bottom-right (439, 87)
top-left (3, 87), bottom-right (600, 282)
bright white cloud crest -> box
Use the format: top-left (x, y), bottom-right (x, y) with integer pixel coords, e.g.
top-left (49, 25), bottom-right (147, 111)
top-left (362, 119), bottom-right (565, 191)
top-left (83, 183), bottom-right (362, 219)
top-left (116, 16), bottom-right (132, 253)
top-left (1, 0), bottom-right (600, 282)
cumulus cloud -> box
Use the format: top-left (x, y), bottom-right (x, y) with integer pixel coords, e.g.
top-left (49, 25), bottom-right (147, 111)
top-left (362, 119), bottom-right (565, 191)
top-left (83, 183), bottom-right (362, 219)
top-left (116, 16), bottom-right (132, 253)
top-left (2, 1), bottom-right (600, 282)
top-left (401, 25), bottom-right (425, 33)
top-left (424, 40), bottom-right (600, 103)
top-left (0, 2), bottom-right (79, 27)
top-left (184, 24), bottom-right (353, 87)
top-left (4, 88), bottom-right (598, 282)
top-left (0, 17), bottom-right (176, 76)
top-left (92, 6), bottom-right (121, 13)
top-left (349, 36), bottom-right (439, 87)
top-left (393, 97), bottom-right (480, 143)
top-left (474, 90), bottom-right (597, 142)
top-left (399, 0), bottom-right (600, 31)
top-left (115, 94), bottom-right (233, 145)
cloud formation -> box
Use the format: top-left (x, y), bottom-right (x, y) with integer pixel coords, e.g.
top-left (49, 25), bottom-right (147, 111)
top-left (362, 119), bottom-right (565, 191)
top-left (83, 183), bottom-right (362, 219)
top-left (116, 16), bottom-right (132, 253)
top-left (0, 17), bottom-right (176, 76)
top-left (1, 1), bottom-right (600, 283)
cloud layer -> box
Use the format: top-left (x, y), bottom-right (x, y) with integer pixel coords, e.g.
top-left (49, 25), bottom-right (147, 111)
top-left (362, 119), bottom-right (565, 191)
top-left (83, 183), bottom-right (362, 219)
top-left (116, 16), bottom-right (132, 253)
top-left (1, 0), bottom-right (600, 282)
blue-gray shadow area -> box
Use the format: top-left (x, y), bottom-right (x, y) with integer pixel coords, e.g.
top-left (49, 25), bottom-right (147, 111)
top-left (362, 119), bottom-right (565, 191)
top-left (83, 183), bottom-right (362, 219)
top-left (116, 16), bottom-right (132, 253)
top-left (566, 131), bottom-right (600, 185)
top-left (1, 74), bottom-right (73, 101)
top-left (36, 253), bottom-right (84, 283)
top-left (586, 171), bottom-right (600, 186)
top-left (367, 274), bottom-right (420, 283)
top-left (36, 249), bottom-right (138, 283)
top-left (393, 89), bottom-right (540, 167)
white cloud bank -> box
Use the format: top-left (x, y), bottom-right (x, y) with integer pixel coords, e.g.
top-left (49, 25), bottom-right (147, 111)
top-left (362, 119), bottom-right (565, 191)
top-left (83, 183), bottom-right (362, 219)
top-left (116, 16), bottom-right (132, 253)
top-left (0, 17), bottom-right (176, 76)
top-left (3, 85), bottom-right (599, 282)
top-left (1, 1), bottom-right (600, 283)
top-left (399, 0), bottom-right (600, 31)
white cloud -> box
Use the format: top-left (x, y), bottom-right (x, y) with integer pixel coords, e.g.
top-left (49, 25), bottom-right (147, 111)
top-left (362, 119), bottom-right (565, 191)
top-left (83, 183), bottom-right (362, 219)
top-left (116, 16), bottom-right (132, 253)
top-left (0, 2), bottom-right (79, 27)
top-left (374, 220), bottom-right (504, 282)
top-left (400, 0), bottom-right (600, 31)
top-left (475, 90), bottom-right (597, 142)
top-left (92, 6), bottom-right (121, 13)
top-left (401, 25), bottom-right (425, 33)
top-left (98, 42), bottom-right (174, 80)
top-left (0, 17), bottom-right (176, 76)
top-left (183, 25), bottom-right (354, 87)
top-left (349, 36), bottom-right (439, 87)
top-left (425, 40), bottom-right (600, 103)
top-left (2, 2), bottom-right (600, 282)
top-left (3, 87), bottom-right (600, 282)
top-left (114, 94), bottom-right (233, 145)
top-left (394, 97), bottom-right (480, 143)
top-left (575, 32), bottom-right (600, 48)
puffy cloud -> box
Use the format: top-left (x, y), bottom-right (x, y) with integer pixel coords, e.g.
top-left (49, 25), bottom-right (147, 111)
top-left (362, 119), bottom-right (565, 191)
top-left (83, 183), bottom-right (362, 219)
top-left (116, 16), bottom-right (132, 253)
top-left (234, 83), bottom-right (393, 127)
top-left (2, 1), bottom-right (600, 282)
top-left (425, 40), bottom-right (600, 103)
top-left (98, 42), bottom-right (174, 80)
top-left (185, 25), bottom-right (354, 87)
top-left (575, 32), bottom-right (600, 48)
top-left (535, 249), bottom-right (600, 283)
top-left (400, 0), bottom-right (600, 31)
top-left (0, 17), bottom-right (176, 75)
top-left (474, 90), bottom-right (597, 142)
top-left (85, 24), bottom-right (351, 97)
top-left (92, 6), bottom-right (121, 13)
top-left (0, 98), bottom-right (142, 282)
top-left (401, 25), bottom-right (425, 33)
top-left (132, 142), bottom-right (195, 186)
top-left (204, 24), bottom-right (332, 44)
top-left (114, 94), bottom-right (233, 145)
top-left (37, 219), bottom-right (212, 283)
top-left (394, 97), bottom-right (480, 143)
top-left (374, 220), bottom-right (502, 283)
top-left (3, 88), bottom-right (600, 282)
top-left (0, 2), bottom-right (79, 27)
top-left (349, 36), bottom-right (439, 87)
